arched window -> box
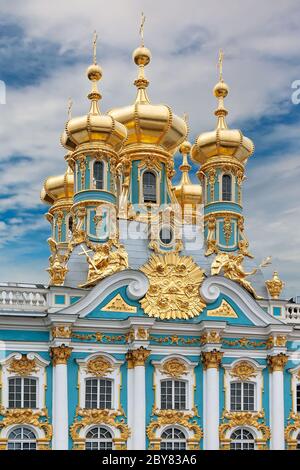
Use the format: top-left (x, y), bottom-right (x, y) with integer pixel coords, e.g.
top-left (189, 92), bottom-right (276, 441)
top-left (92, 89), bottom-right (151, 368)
top-left (159, 226), bottom-right (173, 245)
top-left (85, 378), bottom-right (112, 409)
top-left (8, 377), bottom-right (37, 409)
top-left (85, 426), bottom-right (113, 450)
top-left (230, 429), bottom-right (255, 450)
top-left (297, 384), bottom-right (300, 412)
top-left (93, 161), bottom-right (104, 189)
top-left (297, 432), bottom-right (300, 450)
top-left (7, 427), bottom-right (37, 450)
top-left (161, 379), bottom-right (187, 410)
top-left (230, 382), bottom-right (255, 412)
top-left (143, 171), bottom-right (157, 203)
top-left (68, 216), bottom-right (73, 233)
top-left (161, 427), bottom-right (186, 450)
top-left (222, 174), bottom-right (232, 201)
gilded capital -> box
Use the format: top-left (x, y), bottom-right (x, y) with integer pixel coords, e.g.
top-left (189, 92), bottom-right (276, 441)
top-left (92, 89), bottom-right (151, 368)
top-left (267, 353), bottom-right (288, 372)
top-left (126, 351), bottom-right (134, 369)
top-left (131, 347), bottom-right (151, 367)
top-left (50, 345), bottom-right (72, 366)
top-left (201, 350), bottom-right (223, 370)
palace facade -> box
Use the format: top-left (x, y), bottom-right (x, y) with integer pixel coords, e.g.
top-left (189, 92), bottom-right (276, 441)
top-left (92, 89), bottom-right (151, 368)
top-left (0, 32), bottom-right (300, 451)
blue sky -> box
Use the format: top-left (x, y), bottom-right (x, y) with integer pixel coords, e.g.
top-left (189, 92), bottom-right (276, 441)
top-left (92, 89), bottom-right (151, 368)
top-left (0, 0), bottom-right (300, 298)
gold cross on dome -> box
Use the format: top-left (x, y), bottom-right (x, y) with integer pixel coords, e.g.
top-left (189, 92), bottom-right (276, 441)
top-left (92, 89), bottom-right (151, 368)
top-left (139, 12), bottom-right (146, 47)
top-left (218, 49), bottom-right (224, 81)
top-left (93, 30), bottom-right (98, 64)
top-left (67, 97), bottom-right (73, 120)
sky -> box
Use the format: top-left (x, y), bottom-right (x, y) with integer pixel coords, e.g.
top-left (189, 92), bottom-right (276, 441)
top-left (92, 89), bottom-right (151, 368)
top-left (0, 0), bottom-right (299, 298)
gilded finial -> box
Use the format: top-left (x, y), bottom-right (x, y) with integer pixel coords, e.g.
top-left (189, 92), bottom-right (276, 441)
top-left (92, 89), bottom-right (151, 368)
top-left (93, 30), bottom-right (98, 65)
top-left (86, 31), bottom-right (102, 115)
top-left (140, 12), bottom-right (146, 47)
top-left (132, 13), bottom-right (151, 104)
top-left (218, 49), bottom-right (224, 82)
top-left (67, 97), bottom-right (73, 120)
top-left (266, 271), bottom-right (285, 299)
top-left (214, 49), bottom-right (229, 129)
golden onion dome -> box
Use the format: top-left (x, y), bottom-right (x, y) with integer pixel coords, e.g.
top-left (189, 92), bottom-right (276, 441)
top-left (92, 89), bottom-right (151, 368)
top-left (41, 165), bottom-right (74, 206)
top-left (108, 43), bottom-right (187, 153)
top-left (191, 58), bottom-right (254, 165)
top-left (174, 141), bottom-right (202, 206)
top-left (61, 36), bottom-right (127, 153)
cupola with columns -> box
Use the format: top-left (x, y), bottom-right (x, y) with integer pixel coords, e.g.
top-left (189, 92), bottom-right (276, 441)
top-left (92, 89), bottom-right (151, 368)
top-left (108, 14), bottom-right (188, 219)
top-left (191, 50), bottom-right (254, 257)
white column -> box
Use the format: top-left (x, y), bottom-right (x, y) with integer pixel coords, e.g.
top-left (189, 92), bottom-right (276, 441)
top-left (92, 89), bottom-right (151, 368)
top-left (202, 350), bottom-right (223, 450)
top-left (269, 354), bottom-right (288, 450)
top-left (131, 347), bottom-right (150, 450)
top-left (126, 352), bottom-right (134, 450)
top-left (51, 345), bottom-right (72, 450)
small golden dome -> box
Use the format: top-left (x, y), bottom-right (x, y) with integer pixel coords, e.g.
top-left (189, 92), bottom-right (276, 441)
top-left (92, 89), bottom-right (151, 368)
top-left (41, 166), bottom-right (74, 206)
top-left (191, 79), bottom-right (254, 165)
top-left (61, 35), bottom-right (127, 153)
top-left (174, 141), bottom-right (202, 208)
top-left (108, 44), bottom-right (187, 153)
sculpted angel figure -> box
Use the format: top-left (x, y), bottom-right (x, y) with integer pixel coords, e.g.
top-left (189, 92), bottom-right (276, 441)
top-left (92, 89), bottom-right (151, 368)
top-left (211, 253), bottom-right (261, 299)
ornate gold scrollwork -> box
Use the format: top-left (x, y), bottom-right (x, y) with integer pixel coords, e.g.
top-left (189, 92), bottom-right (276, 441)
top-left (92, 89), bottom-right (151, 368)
top-left (50, 345), bottom-right (72, 366)
top-left (86, 356), bottom-right (113, 377)
top-left (219, 410), bottom-right (270, 450)
top-left (267, 353), bottom-right (288, 372)
top-left (230, 361), bottom-right (257, 381)
top-left (147, 409), bottom-right (202, 450)
top-left (201, 350), bottom-right (223, 370)
top-left (140, 252), bottom-right (206, 320)
top-left (161, 359), bottom-right (187, 378)
top-left (285, 412), bottom-right (300, 450)
top-left (70, 408), bottom-right (130, 450)
top-left (7, 355), bottom-right (38, 376)
top-left (265, 272), bottom-right (284, 299)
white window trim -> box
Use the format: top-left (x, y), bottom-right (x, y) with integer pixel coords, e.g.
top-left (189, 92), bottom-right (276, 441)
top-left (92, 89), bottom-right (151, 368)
top-left (77, 353), bottom-right (123, 411)
top-left (219, 172), bottom-right (235, 203)
top-left (230, 426), bottom-right (257, 450)
top-left (138, 167), bottom-right (161, 205)
top-left (152, 356), bottom-right (197, 412)
top-left (289, 365), bottom-right (300, 414)
top-left (229, 381), bottom-right (257, 412)
top-left (0, 353), bottom-right (49, 410)
top-left (90, 158), bottom-right (108, 191)
top-left (223, 358), bottom-right (265, 412)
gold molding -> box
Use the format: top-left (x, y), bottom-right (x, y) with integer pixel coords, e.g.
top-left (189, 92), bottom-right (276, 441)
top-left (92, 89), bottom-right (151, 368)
top-left (219, 411), bottom-right (270, 450)
top-left (267, 353), bottom-right (288, 372)
top-left (140, 252), bottom-right (206, 320)
top-left (7, 355), bottom-right (38, 376)
top-left (70, 408), bottom-right (130, 450)
top-left (230, 361), bottom-right (257, 381)
top-left (50, 345), bottom-right (72, 366)
top-left (161, 359), bottom-right (187, 378)
top-left (207, 299), bottom-right (238, 318)
top-left (147, 409), bottom-right (202, 450)
top-left (201, 350), bottom-right (223, 370)
top-left (51, 326), bottom-right (72, 339)
top-left (86, 356), bottom-right (113, 377)
top-left (131, 347), bottom-right (151, 367)
top-left (102, 294), bottom-right (137, 313)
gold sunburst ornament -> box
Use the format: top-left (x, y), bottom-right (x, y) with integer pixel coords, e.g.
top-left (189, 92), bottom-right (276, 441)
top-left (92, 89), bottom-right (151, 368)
top-left (140, 253), bottom-right (206, 320)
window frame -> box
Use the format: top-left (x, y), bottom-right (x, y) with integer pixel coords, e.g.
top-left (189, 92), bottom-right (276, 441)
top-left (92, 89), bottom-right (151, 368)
top-left (90, 158), bottom-right (108, 192)
top-left (142, 170), bottom-right (158, 204)
top-left (8, 376), bottom-right (38, 410)
top-left (85, 425), bottom-right (113, 451)
top-left (230, 428), bottom-right (256, 451)
top-left (7, 426), bottom-right (37, 451)
top-left (160, 379), bottom-right (187, 411)
top-left (230, 381), bottom-right (256, 412)
top-left (222, 174), bottom-right (233, 202)
top-left (93, 160), bottom-right (104, 190)
top-left (160, 427), bottom-right (187, 450)
top-left (85, 377), bottom-right (113, 410)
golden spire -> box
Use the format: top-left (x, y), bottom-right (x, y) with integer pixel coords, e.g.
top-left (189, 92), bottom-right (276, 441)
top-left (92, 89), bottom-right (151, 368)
top-left (214, 49), bottom-right (229, 130)
top-left (178, 141), bottom-right (192, 185)
top-left (67, 97), bottom-right (73, 120)
top-left (132, 12), bottom-right (151, 104)
top-left (86, 30), bottom-right (102, 115)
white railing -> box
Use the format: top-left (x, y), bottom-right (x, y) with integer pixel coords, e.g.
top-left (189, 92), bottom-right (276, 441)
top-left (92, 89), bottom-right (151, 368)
top-left (285, 303), bottom-right (300, 323)
top-left (0, 284), bottom-right (48, 311)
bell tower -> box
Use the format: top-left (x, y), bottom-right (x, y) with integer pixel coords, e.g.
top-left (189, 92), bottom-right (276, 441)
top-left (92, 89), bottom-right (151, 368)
top-left (191, 51), bottom-right (254, 257)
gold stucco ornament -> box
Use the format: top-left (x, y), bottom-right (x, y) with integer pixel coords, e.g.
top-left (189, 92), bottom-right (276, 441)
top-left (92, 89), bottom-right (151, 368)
top-left (230, 361), bottom-right (257, 381)
top-left (86, 356), bottom-right (113, 377)
top-left (7, 354), bottom-right (38, 376)
top-left (161, 359), bottom-right (187, 378)
top-left (265, 271), bottom-right (284, 299)
top-left (140, 253), bottom-right (206, 320)
top-left (211, 252), bottom-right (262, 299)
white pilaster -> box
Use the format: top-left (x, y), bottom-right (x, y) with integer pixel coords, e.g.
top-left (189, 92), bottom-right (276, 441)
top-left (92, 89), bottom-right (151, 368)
top-left (126, 352), bottom-right (134, 450)
top-left (268, 354), bottom-right (288, 450)
top-left (50, 345), bottom-right (72, 450)
top-left (202, 350), bottom-right (223, 450)
top-left (131, 347), bottom-right (150, 450)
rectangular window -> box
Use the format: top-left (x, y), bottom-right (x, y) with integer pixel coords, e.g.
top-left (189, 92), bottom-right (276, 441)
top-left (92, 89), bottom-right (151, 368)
top-left (230, 382), bottom-right (255, 412)
top-left (161, 380), bottom-right (187, 410)
top-left (8, 377), bottom-right (37, 409)
top-left (85, 378), bottom-right (113, 409)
